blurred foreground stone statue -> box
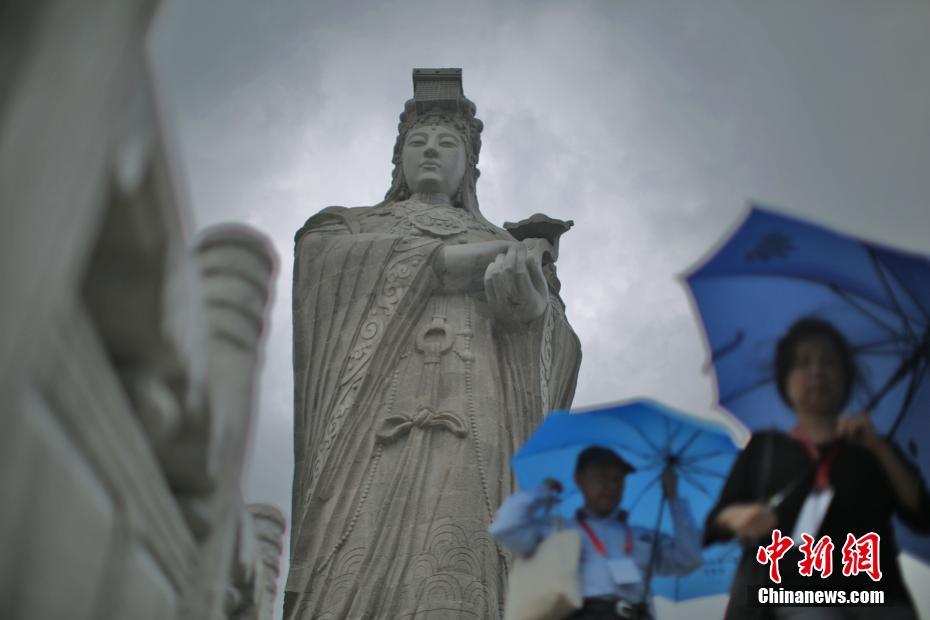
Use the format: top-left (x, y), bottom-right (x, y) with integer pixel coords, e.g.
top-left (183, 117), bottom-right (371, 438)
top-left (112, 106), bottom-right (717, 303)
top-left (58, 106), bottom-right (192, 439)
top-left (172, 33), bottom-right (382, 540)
top-left (286, 69), bottom-right (581, 619)
top-left (1, 3), bottom-right (284, 619)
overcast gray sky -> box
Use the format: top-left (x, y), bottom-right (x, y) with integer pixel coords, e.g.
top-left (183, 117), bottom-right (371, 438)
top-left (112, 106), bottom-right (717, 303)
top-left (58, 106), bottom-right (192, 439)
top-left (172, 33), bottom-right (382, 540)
top-left (150, 1), bottom-right (930, 616)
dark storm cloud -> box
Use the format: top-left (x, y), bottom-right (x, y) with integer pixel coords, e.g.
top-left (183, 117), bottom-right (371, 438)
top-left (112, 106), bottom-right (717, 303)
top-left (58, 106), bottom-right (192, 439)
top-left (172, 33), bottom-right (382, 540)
top-left (151, 2), bottom-right (930, 616)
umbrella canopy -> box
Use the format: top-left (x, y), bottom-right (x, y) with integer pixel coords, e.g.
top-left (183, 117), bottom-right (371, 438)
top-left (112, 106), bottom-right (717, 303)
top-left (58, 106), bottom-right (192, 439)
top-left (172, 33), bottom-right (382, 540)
top-left (685, 204), bottom-right (930, 562)
top-left (511, 398), bottom-right (741, 601)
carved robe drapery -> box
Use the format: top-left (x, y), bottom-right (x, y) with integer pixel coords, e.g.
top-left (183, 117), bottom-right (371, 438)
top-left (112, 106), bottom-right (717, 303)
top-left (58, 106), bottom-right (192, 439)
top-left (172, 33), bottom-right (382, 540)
top-left (286, 197), bottom-right (581, 619)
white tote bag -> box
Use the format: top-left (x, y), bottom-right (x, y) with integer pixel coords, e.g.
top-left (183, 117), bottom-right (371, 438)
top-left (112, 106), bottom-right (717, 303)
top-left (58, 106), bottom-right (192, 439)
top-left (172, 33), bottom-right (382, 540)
top-left (503, 527), bottom-right (583, 620)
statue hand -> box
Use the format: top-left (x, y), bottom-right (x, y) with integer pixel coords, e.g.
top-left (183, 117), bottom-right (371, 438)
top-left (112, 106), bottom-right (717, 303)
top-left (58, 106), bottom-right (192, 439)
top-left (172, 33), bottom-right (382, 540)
top-left (484, 241), bottom-right (548, 324)
top-left (521, 237), bottom-right (555, 266)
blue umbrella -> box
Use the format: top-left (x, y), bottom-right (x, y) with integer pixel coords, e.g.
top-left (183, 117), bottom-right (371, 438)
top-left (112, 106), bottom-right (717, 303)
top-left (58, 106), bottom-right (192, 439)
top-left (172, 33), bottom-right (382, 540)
top-left (685, 204), bottom-right (930, 563)
top-left (511, 398), bottom-right (741, 601)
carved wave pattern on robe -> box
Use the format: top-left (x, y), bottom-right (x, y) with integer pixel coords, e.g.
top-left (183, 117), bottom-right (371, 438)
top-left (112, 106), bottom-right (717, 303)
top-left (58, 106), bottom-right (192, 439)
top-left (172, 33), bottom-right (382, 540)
top-left (321, 519), bottom-right (498, 619)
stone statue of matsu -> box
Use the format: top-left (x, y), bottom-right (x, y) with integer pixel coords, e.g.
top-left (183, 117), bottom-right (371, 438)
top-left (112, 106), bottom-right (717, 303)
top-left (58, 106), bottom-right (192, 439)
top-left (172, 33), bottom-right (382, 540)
top-left (285, 68), bottom-right (581, 619)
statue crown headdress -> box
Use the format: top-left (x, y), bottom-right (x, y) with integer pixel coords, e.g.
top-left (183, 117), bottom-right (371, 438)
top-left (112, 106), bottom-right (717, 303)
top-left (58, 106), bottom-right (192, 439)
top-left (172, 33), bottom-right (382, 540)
top-left (392, 68), bottom-right (484, 171)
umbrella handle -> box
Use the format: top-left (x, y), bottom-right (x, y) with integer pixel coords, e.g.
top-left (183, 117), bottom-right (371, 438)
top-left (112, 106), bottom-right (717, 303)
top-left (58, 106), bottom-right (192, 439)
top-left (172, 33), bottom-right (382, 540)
top-left (766, 475), bottom-right (805, 511)
top-left (640, 494), bottom-right (667, 605)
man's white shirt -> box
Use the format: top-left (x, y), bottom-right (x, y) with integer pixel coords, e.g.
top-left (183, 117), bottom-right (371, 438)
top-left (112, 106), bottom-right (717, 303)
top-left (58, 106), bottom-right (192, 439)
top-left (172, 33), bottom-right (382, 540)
top-left (489, 485), bottom-right (703, 614)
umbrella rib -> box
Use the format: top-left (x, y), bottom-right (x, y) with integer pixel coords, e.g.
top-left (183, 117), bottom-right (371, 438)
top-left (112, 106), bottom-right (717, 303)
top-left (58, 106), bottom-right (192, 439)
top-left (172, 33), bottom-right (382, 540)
top-left (613, 443), bottom-right (658, 462)
top-left (721, 375), bottom-right (774, 404)
top-left (858, 350), bottom-right (915, 357)
top-left (680, 449), bottom-right (732, 465)
top-left (871, 250), bottom-right (930, 323)
top-left (706, 331), bottom-right (745, 369)
top-left (678, 468), bottom-right (716, 500)
top-left (665, 417), bottom-right (684, 452)
top-left (854, 338), bottom-right (911, 356)
top-left (625, 420), bottom-right (663, 454)
top-left (829, 285), bottom-right (902, 341)
top-left (864, 326), bottom-right (930, 412)
top-left (683, 463), bottom-right (729, 480)
top-left (868, 249), bottom-right (918, 341)
top-left (626, 473), bottom-right (663, 512)
top-left (855, 335), bottom-right (910, 351)
top-left (673, 429), bottom-right (703, 460)
top-left (639, 453), bottom-right (669, 473)
top-left (887, 355), bottom-right (929, 438)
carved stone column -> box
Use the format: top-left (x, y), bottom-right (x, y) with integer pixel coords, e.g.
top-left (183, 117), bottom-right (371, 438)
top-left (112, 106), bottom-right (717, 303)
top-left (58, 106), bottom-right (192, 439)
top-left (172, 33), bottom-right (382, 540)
top-left (182, 225), bottom-right (277, 620)
top-left (243, 504), bottom-right (287, 620)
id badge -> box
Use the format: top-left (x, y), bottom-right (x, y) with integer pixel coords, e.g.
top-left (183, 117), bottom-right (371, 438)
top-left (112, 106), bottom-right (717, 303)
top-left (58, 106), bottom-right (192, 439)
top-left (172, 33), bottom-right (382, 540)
top-left (608, 557), bottom-right (642, 585)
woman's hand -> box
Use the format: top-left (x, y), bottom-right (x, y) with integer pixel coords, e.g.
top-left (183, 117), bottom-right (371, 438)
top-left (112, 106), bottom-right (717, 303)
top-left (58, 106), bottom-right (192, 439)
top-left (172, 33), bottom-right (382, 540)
top-left (716, 503), bottom-right (778, 540)
top-left (839, 412), bottom-right (923, 513)
top-left (484, 241), bottom-right (549, 324)
top-left (836, 412), bottom-right (881, 451)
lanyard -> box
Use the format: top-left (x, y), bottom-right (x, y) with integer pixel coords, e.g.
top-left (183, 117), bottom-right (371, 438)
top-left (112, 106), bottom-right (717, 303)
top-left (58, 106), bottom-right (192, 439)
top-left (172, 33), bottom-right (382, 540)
top-left (576, 510), bottom-right (633, 556)
top-left (790, 427), bottom-right (840, 491)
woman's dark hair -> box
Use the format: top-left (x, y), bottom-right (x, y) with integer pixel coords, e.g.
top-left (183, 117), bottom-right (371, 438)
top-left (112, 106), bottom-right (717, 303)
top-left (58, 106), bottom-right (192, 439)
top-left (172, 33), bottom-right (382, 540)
top-left (774, 317), bottom-right (856, 410)
top-left (575, 446), bottom-right (635, 476)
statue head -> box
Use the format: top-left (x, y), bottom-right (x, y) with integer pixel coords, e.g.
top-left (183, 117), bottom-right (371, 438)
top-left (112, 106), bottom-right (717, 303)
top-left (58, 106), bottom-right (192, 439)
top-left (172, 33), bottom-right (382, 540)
top-left (400, 114), bottom-right (468, 198)
top-left (381, 70), bottom-right (487, 221)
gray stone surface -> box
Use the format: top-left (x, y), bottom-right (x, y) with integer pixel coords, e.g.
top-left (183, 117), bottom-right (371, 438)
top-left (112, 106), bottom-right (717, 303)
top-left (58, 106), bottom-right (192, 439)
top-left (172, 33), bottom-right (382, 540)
top-left (0, 3), bottom-right (285, 619)
top-left (286, 69), bottom-right (581, 619)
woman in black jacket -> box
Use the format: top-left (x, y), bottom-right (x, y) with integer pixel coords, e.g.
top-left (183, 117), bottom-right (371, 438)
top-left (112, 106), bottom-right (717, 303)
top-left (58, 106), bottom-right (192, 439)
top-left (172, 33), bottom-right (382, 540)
top-left (704, 318), bottom-right (930, 619)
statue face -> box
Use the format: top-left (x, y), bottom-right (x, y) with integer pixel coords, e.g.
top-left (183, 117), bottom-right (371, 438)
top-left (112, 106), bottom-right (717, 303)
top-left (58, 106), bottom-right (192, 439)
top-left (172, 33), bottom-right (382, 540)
top-left (401, 123), bottom-right (467, 198)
